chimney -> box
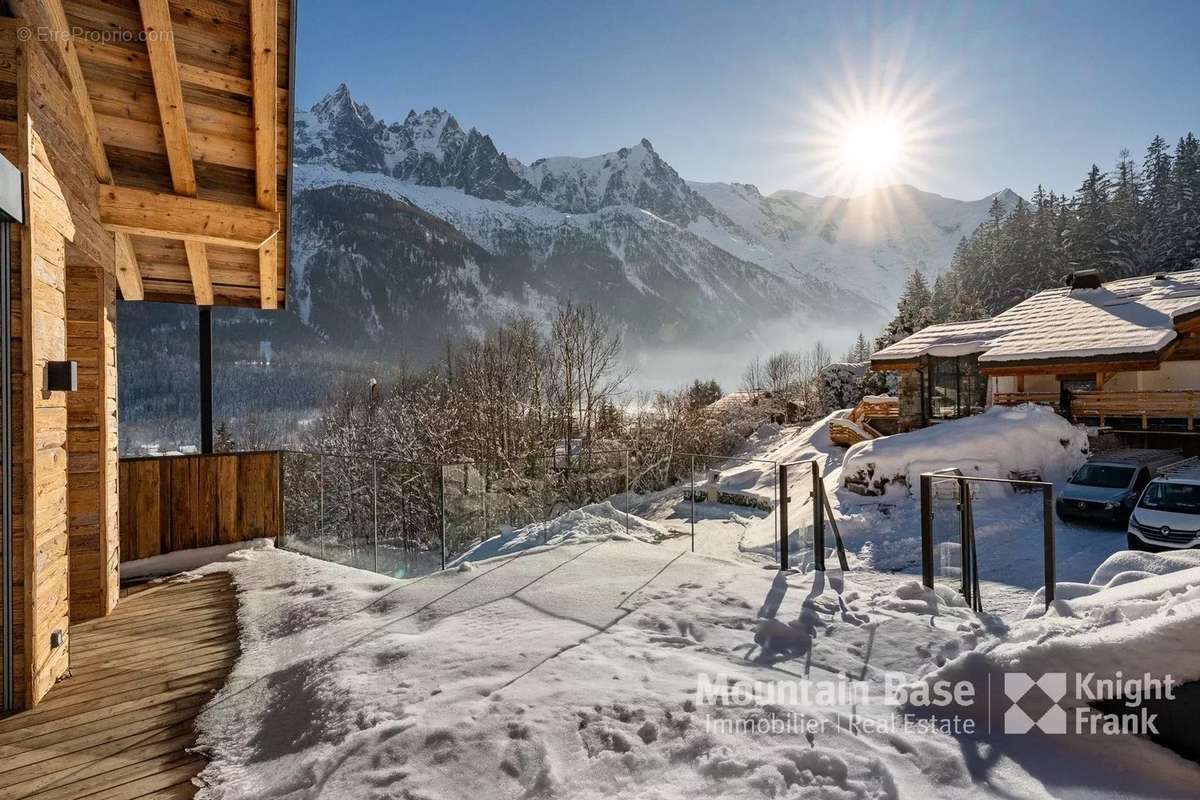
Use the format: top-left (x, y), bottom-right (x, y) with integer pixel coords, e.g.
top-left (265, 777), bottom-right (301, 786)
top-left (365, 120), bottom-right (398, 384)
top-left (1066, 269), bottom-right (1103, 291)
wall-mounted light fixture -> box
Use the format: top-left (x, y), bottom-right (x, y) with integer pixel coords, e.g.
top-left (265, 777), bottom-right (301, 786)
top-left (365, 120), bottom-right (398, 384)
top-left (46, 360), bottom-right (78, 392)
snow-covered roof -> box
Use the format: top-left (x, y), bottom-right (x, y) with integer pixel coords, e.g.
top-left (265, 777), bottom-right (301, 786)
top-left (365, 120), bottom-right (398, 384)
top-left (870, 319), bottom-right (1002, 363)
top-left (872, 268), bottom-right (1200, 369)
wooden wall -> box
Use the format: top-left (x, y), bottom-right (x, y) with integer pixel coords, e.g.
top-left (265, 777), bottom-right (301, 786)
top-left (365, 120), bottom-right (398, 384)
top-left (118, 451), bottom-right (281, 562)
top-left (65, 252), bottom-right (118, 621)
top-left (0, 5), bottom-right (118, 707)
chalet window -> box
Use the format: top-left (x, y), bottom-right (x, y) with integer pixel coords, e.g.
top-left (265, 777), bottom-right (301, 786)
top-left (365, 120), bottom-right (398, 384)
top-left (926, 355), bottom-right (987, 421)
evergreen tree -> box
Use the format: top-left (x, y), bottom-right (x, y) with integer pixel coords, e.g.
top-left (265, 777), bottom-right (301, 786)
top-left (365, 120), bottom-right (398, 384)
top-left (1110, 149), bottom-right (1143, 276)
top-left (844, 331), bottom-right (872, 362)
top-left (1170, 133), bottom-right (1200, 266)
top-left (685, 379), bottom-right (722, 410)
top-left (1064, 164), bottom-right (1116, 273)
top-left (875, 130), bottom-right (1200, 345)
top-left (1142, 135), bottom-right (1174, 269)
top-left (875, 269), bottom-right (934, 349)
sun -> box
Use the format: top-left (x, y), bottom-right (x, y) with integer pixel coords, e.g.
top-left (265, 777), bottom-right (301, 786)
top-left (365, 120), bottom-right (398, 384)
top-left (839, 116), bottom-right (908, 185)
top-left (776, 44), bottom-right (962, 199)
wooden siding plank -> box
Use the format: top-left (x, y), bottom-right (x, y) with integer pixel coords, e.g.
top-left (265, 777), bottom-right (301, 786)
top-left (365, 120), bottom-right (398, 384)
top-left (117, 451), bottom-right (281, 562)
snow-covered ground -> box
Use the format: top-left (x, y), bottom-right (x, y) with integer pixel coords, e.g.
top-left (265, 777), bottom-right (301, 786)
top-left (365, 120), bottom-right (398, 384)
top-left (615, 410), bottom-right (1124, 618)
top-left (177, 536), bottom-right (1199, 799)
top-left (133, 409), bottom-right (1200, 798)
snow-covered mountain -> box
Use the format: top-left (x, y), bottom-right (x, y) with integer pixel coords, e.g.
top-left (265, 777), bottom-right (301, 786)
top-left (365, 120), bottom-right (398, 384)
top-left (286, 85), bottom-right (1018, 384)
top-left (688, 182), bottom-right (1020, 304)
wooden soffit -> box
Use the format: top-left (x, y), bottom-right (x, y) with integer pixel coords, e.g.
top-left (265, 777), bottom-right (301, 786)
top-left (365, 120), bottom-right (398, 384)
top-left (41, 0), bottom-right (293, 309)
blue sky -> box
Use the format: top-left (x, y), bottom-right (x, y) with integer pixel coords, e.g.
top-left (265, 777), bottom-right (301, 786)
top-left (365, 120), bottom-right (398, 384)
top-left (296, 0), bottom-right (1200, 201)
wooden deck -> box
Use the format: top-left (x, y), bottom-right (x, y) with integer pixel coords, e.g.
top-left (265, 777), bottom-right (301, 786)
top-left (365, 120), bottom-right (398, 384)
top-left (0, 574), bottom-right (239, 800)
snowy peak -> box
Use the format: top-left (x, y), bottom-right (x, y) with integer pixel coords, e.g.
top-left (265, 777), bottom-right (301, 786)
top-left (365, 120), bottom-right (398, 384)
top-left (296, 87), bottom-right (535, 203)
top-left (310, 82), bottom-right (373, 125)
top-left (519, 138), bottom-right (716, 225)
top-left (391, 107), bottom-right (463, 160)
top-left (297, 86), bottom-right (720, 223)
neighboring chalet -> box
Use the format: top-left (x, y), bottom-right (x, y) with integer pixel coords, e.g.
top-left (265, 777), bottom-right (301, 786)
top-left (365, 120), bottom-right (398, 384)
top-left (0, 0), bottom-right (295, 731)
top-left (871, 269), bottom-right (1200, 442)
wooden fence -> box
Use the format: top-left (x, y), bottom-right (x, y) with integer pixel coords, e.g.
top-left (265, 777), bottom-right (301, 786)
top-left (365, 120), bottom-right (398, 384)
top-left (118, 451), bottom-right (283, 562)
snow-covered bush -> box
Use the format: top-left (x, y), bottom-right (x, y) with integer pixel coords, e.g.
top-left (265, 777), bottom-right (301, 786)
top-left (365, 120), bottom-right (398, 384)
top-left (820, 361), bottom-right (867, 410)
top-left (841, 404), bottom-right (1089, 496)
top-left (820, 361), bottom-right (898, 413)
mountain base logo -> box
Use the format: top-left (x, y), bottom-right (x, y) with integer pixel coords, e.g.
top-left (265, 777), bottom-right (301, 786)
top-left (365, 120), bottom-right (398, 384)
top-left (694, 670), bottom-right (1178, 739)
top-left (1003, 671), bottom-right (1177, 736)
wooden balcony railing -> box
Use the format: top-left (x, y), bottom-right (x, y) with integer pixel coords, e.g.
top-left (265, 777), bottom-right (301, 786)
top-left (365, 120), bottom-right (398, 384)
top-left (118, 451), bottom-right (282, 563)
top-left (992, 392), bottom-right (1058, 406)
top-left (994, 389), bottom-right (1200, 430)
top-left (1070, 390), bottom-right (1200, 429)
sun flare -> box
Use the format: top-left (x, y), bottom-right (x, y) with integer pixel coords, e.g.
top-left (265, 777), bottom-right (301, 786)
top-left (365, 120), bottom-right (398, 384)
top-left (779, 47), bottom-right (961, 199)
top-left (839, 116), bottom-right (908, 184)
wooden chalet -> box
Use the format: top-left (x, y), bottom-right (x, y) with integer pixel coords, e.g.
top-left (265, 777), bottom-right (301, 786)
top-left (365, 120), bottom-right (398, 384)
top-left (871, 269), bottom-right (1200, 437)
top-left (0, 0), bottom-right (295, 772)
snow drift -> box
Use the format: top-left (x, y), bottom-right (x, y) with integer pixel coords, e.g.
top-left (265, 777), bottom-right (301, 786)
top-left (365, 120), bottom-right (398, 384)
top-left (841, 404), bottom-right (1090, 496)
top-left (452, 500), bottom-right (666, 564)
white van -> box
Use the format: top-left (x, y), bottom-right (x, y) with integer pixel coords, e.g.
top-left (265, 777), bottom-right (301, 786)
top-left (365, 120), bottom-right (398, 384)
top-left (1126, 459), bottom-right (1200, 552)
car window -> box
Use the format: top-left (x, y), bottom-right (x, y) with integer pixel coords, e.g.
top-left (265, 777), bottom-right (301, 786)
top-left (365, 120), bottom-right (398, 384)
top-left (1071, 464), bottom-right (1136, 489)
top-left (1138, 482), bottom-right (1200, 514)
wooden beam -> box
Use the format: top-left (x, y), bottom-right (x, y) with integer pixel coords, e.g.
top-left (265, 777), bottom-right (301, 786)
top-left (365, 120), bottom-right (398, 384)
top-left (138, 0), bottom-right (218, 307)
top-left (249, 0), bottom-right (279, 308)
top-left (73, 38), bottom-right (255, 96)
top-left (183, 241), bottom-right (213, 306)
top-left (257, 237), bottom-right (278, 310)
top-left (40, 0), bottom-right (112, 182)
top-left (249, 0), bottom-right (278, 212)
top-left (100, 185), bottom-right (279, 249)
top-left (137, 0), bottom-right (197, 196)
top-left (39, 0), bottom-right (153, 302)
top-left (114, 232), bottom-right (144, 301)
top-left (870, 360), bottom-right (920, 372)
top-left (981, 359), bottom-right (1162, 377)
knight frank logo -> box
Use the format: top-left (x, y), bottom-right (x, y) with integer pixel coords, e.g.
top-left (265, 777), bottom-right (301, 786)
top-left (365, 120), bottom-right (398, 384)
top-left (1003, 673), bottom-right (1068, 734)
top-left (1002, 671), bottom-right (1178, 736)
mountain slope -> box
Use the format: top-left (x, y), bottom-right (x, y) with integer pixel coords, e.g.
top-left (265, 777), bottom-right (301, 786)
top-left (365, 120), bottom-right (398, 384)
top-left (688, 181), bottom-right (1020, 303)
top-left (247, 85), bottom-right (1021, 388)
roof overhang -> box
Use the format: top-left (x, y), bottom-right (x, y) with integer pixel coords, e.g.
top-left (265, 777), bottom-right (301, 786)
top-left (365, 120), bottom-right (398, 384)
top-left (978, 352), bottom-right (1165, 376)
top-left (31, 0), bottom-right (295, 309)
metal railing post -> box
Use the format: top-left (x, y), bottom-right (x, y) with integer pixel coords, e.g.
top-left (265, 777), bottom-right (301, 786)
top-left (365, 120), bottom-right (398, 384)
top-left (958, 477), bottom-right (970, 603)
top-left (919, 473), bottom-right (934, 590)
top-left (625, 450), bottom-right (631, 537)
top-left (372, 459), bottom-right (379, 574)
top-left (439, 467), bottom-right (447, 571)
top-left (821, 488), bottom-right (850, 571)
top-left (812, 463), bottom-right (825, 571)
top-left (958, 477), bottom-right (972, 608)
top-left (778, 463), bottom-right (789, 570)
top-left (690, 455), bottom-right (695, 553)
top-left (1043, 485), bottom-right (1055, 608)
